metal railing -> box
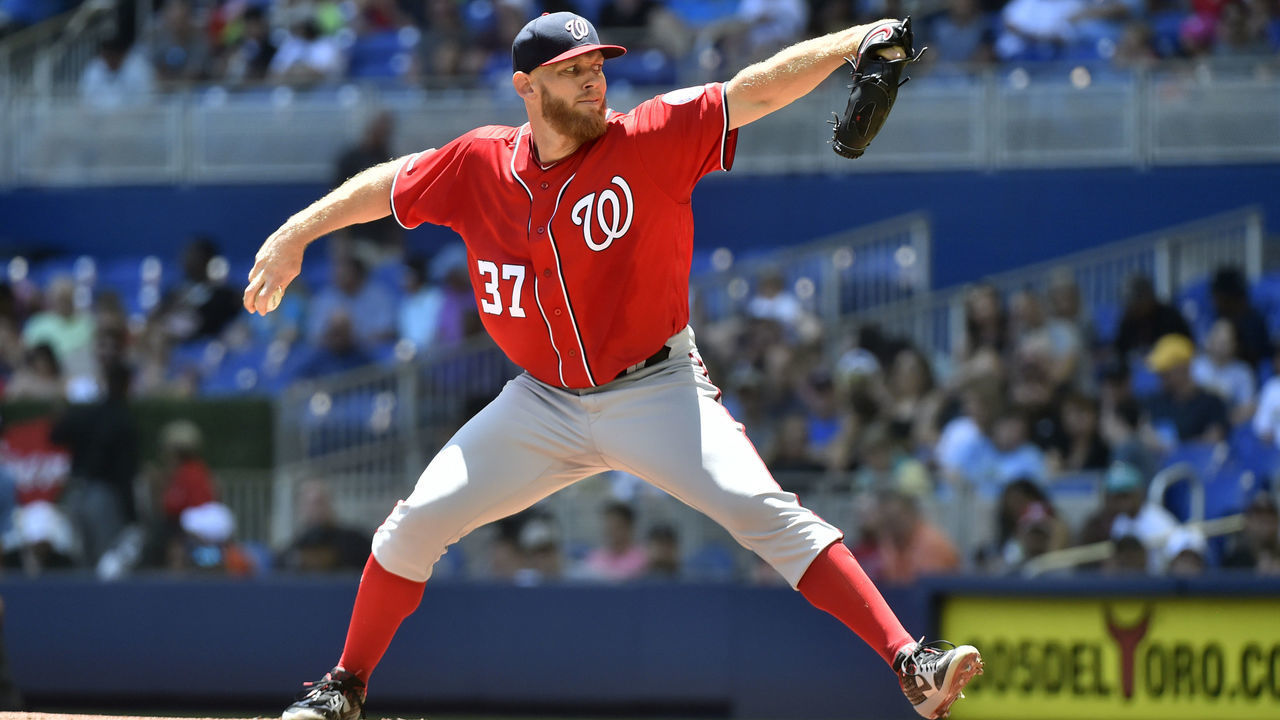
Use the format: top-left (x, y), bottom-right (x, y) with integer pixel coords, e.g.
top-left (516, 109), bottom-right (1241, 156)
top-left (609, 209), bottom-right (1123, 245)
top-left (4, 62), bottom-right (1280, 186)
top-left (852, 206), bottom-right (1266, 362)
top-left (690, 212), bottom-right (931, 325)
top-left (269, 338), bottom-right (517, 546)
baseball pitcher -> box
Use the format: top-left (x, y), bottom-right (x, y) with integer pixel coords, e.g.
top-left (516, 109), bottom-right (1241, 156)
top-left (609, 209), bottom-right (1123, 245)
top-left (244, 12), bottom-right (980, 720)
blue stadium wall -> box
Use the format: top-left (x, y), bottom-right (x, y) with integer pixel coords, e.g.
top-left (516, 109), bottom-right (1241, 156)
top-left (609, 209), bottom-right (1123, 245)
top-left (2, 165), bottom-right (1279, 288)
top-left (6, 576), bottom-right (1280, 719)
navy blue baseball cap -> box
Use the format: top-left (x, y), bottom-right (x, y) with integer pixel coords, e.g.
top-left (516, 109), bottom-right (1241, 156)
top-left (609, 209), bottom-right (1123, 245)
top-left (512, 12), bottom-right (626, 74)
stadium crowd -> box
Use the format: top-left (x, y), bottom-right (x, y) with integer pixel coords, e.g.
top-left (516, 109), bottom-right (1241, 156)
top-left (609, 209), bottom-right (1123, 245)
top-left (30, 0), bottom-right (1280, 110)
top-left (1, 195), bottom-right (1279, 583)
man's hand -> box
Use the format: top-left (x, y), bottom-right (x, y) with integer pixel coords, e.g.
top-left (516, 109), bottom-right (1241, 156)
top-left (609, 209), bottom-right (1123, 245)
top-left (243, 230), bottom-right (305, 316)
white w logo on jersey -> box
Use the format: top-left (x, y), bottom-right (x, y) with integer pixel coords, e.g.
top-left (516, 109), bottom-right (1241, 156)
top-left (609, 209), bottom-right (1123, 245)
top-left (564, 17), bottom-right (590, 40)
top-left (571, 175), bottom-right (633, 252)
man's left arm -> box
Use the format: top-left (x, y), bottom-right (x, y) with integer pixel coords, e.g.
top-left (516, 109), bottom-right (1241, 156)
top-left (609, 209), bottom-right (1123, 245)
top-left (724, 21), bottom-right (905, 130)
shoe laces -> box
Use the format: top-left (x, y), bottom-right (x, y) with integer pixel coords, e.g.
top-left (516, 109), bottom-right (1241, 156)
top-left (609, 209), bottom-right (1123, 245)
top-left (297, 671), bottom-right (366, 717)
top-left (900, 639), bottom-right (956, 678)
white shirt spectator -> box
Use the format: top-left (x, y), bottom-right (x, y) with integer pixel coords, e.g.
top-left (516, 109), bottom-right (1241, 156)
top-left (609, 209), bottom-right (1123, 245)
top-left (1191, 354), bottom-right (1256, 411)
top-left (79, 48), bottom-right (156, 109)
top-left (736, 0), bottom-right (808, 54)
top-left (270, 27), bottom-right (344, 81)
top-left (1253, 377), bottom-right (1280, 446)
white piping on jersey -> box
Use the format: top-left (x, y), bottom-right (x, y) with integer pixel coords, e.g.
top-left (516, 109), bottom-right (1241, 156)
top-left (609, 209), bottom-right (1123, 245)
top-left (718, 86), bottom-right (730, 172)
top-left (511, 124), bottom-right (571, 387)
top-left (532, 275), bottom-right (567, 387)
top-left (389, 152), bottom-right (420, 230)
top-left (546, 174), bottom-right (597, 387)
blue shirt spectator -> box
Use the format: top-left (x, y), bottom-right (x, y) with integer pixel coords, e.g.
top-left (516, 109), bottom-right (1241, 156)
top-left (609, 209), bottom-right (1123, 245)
top-left (307, 252), bottom-right (397, 348)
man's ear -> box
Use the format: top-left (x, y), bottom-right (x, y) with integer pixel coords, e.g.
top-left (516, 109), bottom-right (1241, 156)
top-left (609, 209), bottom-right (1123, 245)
top-left (512, 71), bottom-right (536, 100)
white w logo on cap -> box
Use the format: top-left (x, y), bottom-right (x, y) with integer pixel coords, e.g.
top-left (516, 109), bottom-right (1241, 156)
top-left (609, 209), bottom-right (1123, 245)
top-left (564, 16), bottom-right (589, 40)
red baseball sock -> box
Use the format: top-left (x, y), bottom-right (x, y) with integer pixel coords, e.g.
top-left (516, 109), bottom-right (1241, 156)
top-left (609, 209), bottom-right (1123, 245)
top-left (336, 555), bottom-right (427, 684)
top-left (797, 541), bottom-right (915, 667)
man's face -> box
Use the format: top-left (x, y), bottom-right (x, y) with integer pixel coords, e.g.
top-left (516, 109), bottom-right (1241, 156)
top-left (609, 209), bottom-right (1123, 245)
top-left (531, 51), bottom-right (609, 143)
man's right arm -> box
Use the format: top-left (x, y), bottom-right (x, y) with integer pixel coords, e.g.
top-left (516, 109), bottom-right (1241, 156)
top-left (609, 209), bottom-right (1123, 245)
top-left (243, 155), bottom-right (411, 316)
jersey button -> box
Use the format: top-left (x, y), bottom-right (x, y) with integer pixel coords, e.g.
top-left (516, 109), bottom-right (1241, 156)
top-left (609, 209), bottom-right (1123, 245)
top-left (540, 182), bottom-right (549, 190)
top-left (554, 308), bottom-right (562, 316)
top-left (543, 269), bottom-right (551, 277)
top-left (569, 350), bottom-right (578, 358)
top-left (536, 227), bottom-right (545, 235)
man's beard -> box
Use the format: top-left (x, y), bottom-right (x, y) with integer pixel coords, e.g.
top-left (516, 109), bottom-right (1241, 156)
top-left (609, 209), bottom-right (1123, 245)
top-left (540, 89), bottom-right (608, 144)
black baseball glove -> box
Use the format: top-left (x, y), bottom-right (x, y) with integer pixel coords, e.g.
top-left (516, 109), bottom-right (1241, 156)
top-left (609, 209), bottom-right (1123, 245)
top-left (830, 17), bottom-right (926, 159)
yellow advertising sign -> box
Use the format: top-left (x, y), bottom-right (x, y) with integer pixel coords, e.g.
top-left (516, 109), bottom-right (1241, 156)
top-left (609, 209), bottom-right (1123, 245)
top-left (940, 596), bottom-right (1280, 720)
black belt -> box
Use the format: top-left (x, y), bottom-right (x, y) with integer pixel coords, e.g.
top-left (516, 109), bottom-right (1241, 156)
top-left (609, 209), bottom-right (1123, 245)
top-left (615, 345), bottom-right (672, 380)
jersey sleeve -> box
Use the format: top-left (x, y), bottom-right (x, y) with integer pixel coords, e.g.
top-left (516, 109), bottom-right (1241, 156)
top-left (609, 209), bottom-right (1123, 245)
top-left (390, 132), bottom-right (474, 230)
top-left (623, 82), bottom-right (738, 198)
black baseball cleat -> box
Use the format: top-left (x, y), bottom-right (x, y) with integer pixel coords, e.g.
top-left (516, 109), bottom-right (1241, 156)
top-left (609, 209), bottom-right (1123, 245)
top-left (894, 639), bottom-right (983, 719)
top-left (282, 667), bottom-right (367, 720)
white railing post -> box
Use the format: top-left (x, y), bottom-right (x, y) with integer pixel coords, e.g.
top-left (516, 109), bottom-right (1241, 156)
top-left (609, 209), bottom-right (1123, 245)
top-left (1244, 208), bottom-right (1264, 283)
top-left (1153, 236), bottom-right (1173, 300)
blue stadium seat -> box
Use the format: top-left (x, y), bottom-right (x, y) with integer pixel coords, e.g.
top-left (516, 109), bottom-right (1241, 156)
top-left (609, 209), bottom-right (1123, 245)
top-left (347, 30), bottom-right (414, 80)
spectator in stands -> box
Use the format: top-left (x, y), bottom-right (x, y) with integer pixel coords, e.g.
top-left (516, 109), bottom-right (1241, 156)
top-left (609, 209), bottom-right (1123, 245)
top-left (1222, 490), bottom-right (1280, 573)
top-left (353, 0), bottom-right (412, 35)
top-left (1010, 287), bottom-right (1084, 389)
top-left (882, 345), bottom-right (945, 454)
top-left (852, 422), bottom-right (932, 497)
top-left (131, 321), bottom-right (199, 398)
top-left (334, 112), bottom-right (403, 258)
top-left (412, 0), bottom-right (486, 83)
top-left (1114, 275), bottom-right (1192, 361)
top-left (79, 35), bottom-right (157, 109)
top-left (1078, 461), bottom-right (1178, 566)
top-left (935, 376), bottom-right (1001, 490)
top-left (926, 0), bottom-right (998, 65)
top-left (1005, 498), bottom-right (1070, 575)
top-left (1214, 0), bottom-right (1272, 55)
top-left (306, 250), bottom-right (397, 347)
top-left (167, 501), bottom-right (255, 576)
top-left (1103, 534), bottom-right (1150, 574)
top-left (155, 420), bottom-right (218, 521)
top-left (1112, 20), bottom-right (1158, 68)
top-left (876, 490), bottom-right (961, 584)
top-left (1, 500), bottom-right (77, 575)
top-left (955, 283), bottom-right (1006, 386)
top-left (1191, 318), bottom-right (1257, 425)
top-left (1209, 266), bottom-right (1273, 370)
top-left (280, 479), bottom-right (371, 572)
top-left (21, 276), bottom-right (95, 383)
top-left (515, 514), bottom-right (564, 584)
top-left (733, 0), bottom-right (810, 60)
top-left (3, 344), bottom-right (64, 401)
top-left (269, 18), bottom-right (345, 84)
top-left (159, 235), bottom-right (242, 342)
top-left (294, 310), bottom-right (375, 379)
top-left (1161, 526), bottom-right (1209, 576)
top-left (578, 502), bottom-right (648, 582)
top-left (151, 0), bottom-right (211, 82)
top-left (746, 271), bottom-right (808, 339)
top-left (1253, 348), bottom-right (1280, 447)
top-left (1143, 334), bottom-right (1230, 448)
top-left (765, 413), bottom-right (827, 472)
top-left (50, 360), bottom-right (138, 565)
top-left (417, 244), bottom-right (483, 348)
top-left (989, 406), bottom-right (1048, 487)
top-left (598, 0), bottom-right (691, 59)
top-left (220, 6), bottom-right (279, 84)
top-left (978, 478), bottom-right (1048, 571)
top-left (645, 523), bottom-right (682, 579)
top-left (1051, 390), bottom-right (1111, 473)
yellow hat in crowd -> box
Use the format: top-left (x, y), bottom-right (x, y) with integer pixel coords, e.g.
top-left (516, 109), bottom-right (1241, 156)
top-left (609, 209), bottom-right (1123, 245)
top-left (1146, 334), bottom-right (1195, 372)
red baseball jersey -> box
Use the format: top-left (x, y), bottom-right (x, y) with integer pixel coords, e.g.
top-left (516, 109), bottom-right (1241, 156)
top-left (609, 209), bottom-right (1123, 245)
top-left (391, 82), bottom-right (738, 389)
